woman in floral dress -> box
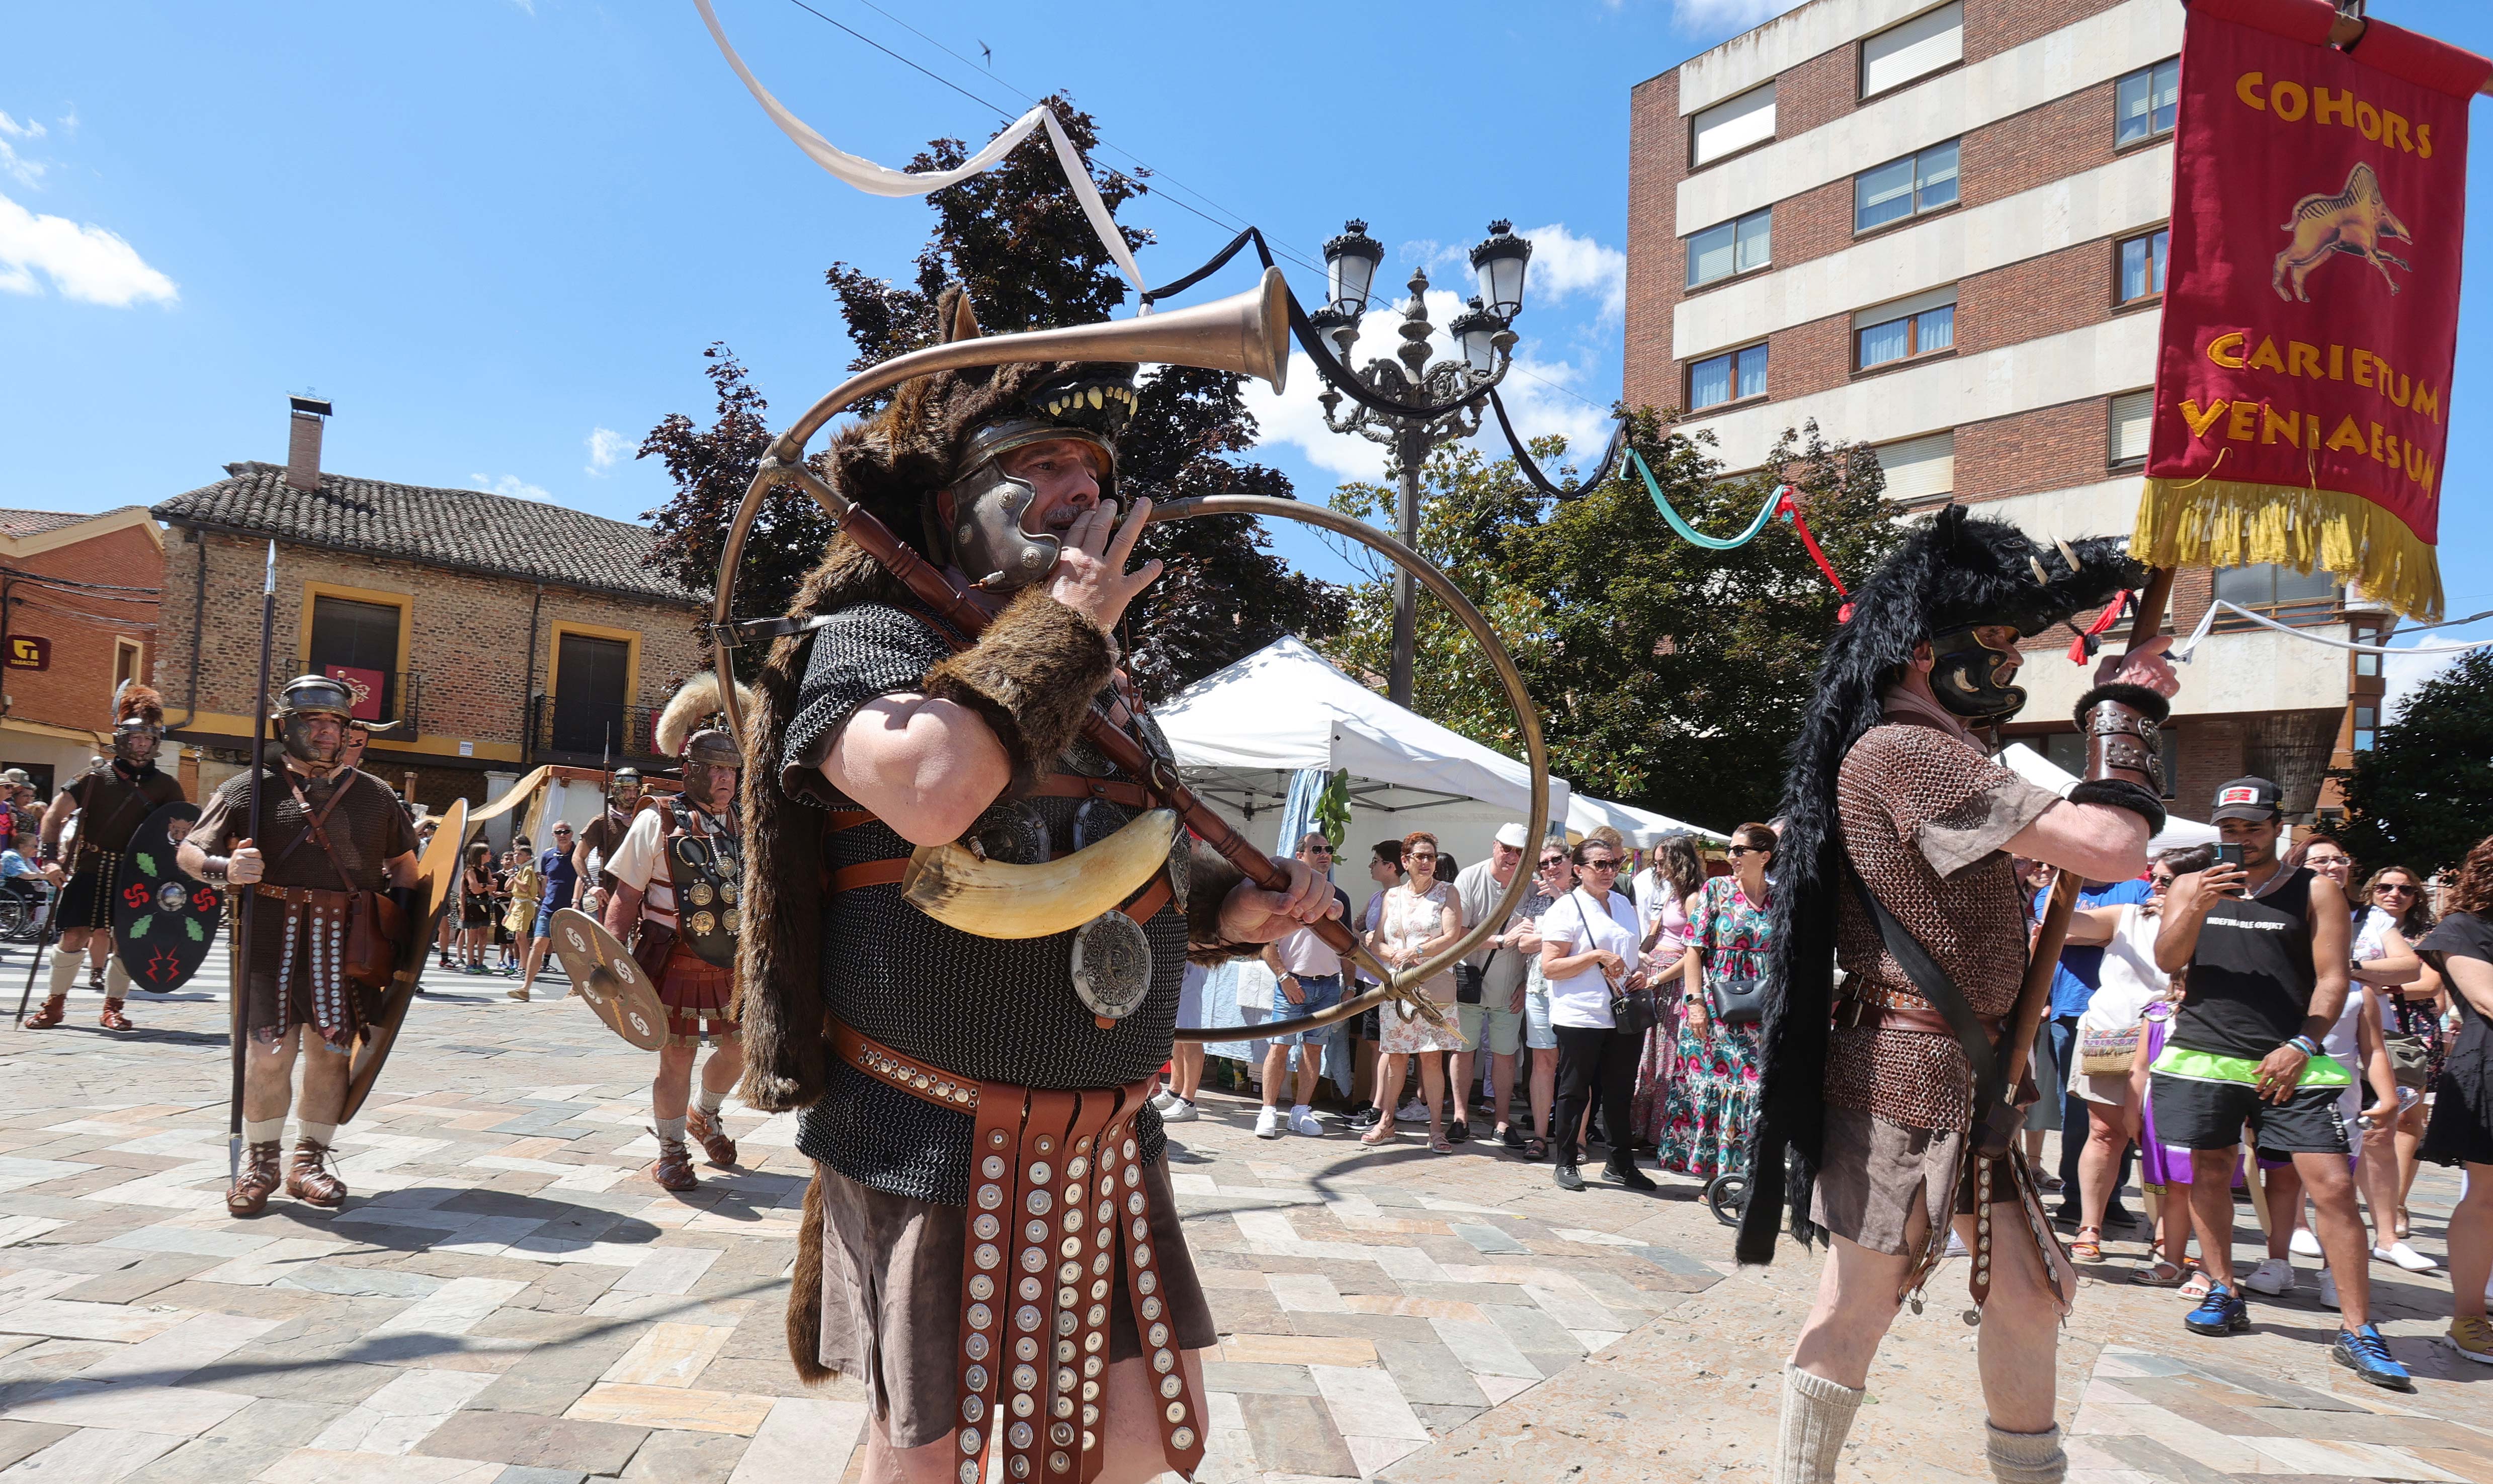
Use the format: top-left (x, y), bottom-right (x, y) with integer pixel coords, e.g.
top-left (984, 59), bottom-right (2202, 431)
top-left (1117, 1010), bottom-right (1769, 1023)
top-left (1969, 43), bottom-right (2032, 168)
top-left (1363, 831), bottom-right (1467, 1153)
top-left (1659, 822), bottom-right (1776, 1183)
top-left (1628, 834), bottom-right (1706, 1149)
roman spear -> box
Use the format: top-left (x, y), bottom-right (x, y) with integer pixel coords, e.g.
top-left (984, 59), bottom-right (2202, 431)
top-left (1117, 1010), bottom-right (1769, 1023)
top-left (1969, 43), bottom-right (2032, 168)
top-left (229, 541), bottom-right (276, 1183)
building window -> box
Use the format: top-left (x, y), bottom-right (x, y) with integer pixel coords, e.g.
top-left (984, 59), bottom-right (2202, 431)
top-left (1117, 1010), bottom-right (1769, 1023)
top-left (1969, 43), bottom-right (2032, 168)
top-left (1692, 82), bottom-right (1776, 166)
top-left (2355, 649), bottom-right (2381, 677)
top-left (2353, 705), bottom-right (2378, 753)
top-left (2110, 389), bottom-right (2155, 467)
top-left (2117, 58), bottom-right (2180, 147)
top-left (1861, 2), bottom-right (1962, 98)
top-left (1689, 343), bottom-right (1768, 410)
top-left (1874, 430), bottom-right (1955, 503)
top-left (2214, 563), bottom-right (2340, 626)
top-left (1855, 140), bottom-right (1959, 232)
top-left (307, 594), bottom-right (403, 724)
top-left (2118, 228), bottom-right (2168, 304)
top-left (551, 632), bottom-right (634, 756)
top-left (1687, 208), bottom-right (1771, 289)
top-left (112, 639), bottom-right (141, 700)
top-left (1855, 288), bottom-right (1956, 369)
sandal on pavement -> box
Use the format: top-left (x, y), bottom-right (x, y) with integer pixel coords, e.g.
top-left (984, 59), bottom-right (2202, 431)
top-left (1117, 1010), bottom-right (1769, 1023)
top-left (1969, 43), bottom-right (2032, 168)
top-left (2179, 1271), bottom-right (2213, 1302)
top-left (686, 1107), bottom-right (738, 1168)
top-left (1358, 1122), bottom-right (1397, 1147)
top-left (1524, 1137), bottom-right (1548, 1162)
top-left (97, 1000), bottom-right (132, 1031)
top-left (1431, 1135), bottom-right (1454, 1155)
top-left (2132, 1260), bottom-right (2186, 1287)
top-left (23, 995), bottom-right (65, 1031)
top-left (2070, 1226), bottom-right (2103, 1262)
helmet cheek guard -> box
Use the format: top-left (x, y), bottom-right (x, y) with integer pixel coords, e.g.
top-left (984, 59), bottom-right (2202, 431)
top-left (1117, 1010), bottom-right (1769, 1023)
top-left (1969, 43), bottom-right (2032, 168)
top-left (112, 721), bottom-right (162, 765)
top-left (937, 419), bottom-right (1118, 592)
top-left (1929, 627), bottom-right (2029, 726)
top-left (272, 675), bottom-right (356, 768)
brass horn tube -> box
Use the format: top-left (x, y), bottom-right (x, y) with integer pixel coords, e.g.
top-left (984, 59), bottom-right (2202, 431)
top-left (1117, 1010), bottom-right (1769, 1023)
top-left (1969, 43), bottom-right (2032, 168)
top-left (709, 267), bottom-right (1295, 748)
top-left (1143, 495), bottom-right (1551, 1044)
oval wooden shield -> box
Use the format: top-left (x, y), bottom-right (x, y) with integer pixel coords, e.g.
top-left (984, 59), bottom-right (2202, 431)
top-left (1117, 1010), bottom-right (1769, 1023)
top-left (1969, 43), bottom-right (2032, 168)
top-left (110, 802), bottom-right (218, 993)
top-left (342, 798), bottom-right (467, 1122)
top-left (545, 908), bottom-right (668, 1051)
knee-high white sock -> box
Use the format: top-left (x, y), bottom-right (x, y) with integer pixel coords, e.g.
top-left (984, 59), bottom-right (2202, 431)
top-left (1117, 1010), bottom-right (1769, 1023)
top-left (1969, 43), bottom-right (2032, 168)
top-left (655, 1115), bottom-right (688, 1145)
top-left (296, 1119), bottom-right (337, 1149)
top-left (104, 959), bottom-right (131, 998)
top-left (1777, 1365), bottom-right (1863, 1484)
top-left (696, 1086), bottom-right (725, 1117)
top-left (242, 1117), bottom-right (286, 1144)
top-left (1984, 1423), bottom-right (2066, 1484)
top-left (47, 951), bottom-right (79, 998)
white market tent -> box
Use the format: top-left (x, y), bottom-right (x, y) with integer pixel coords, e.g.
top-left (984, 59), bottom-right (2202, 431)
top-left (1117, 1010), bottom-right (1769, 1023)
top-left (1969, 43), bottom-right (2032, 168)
top-left (2000, 743), bottom-right (2220, 854)
top-left (1152, 636), bottom-right (1574, 869)
top-left (1569, 794), bottom-right (1727, 848)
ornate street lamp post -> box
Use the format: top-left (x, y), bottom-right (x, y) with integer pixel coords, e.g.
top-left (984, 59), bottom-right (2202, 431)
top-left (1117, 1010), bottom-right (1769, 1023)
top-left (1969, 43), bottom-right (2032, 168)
top-left (1314, 220), bottom-right (1531, 707)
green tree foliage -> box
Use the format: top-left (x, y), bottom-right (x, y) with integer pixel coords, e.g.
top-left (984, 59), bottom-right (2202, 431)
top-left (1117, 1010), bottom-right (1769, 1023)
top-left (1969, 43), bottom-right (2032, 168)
top-left (642, 96), bottom-right (1341, 691)
top-left (1323, 413), bottom-right (1901, 829)
top-left (2338, 648), bottom-right (2493, 872)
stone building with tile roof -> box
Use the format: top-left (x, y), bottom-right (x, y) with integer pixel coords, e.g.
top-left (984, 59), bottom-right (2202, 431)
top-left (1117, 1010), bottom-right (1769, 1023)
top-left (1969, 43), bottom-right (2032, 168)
top-left (151, 401), bottom-right (706, 820)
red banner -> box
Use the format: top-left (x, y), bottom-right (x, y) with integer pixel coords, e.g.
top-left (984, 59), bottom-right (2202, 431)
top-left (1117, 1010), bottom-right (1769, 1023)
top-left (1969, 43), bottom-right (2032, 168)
top-left (323, 664), bottom-right (386, 722)
top-left (2137, 0), bottom-right (2488, 621)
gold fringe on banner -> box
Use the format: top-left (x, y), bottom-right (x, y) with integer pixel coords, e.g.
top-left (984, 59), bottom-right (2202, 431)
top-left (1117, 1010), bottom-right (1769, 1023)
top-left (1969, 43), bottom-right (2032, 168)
top-left (2131, 477), bottom-right (2445, 622)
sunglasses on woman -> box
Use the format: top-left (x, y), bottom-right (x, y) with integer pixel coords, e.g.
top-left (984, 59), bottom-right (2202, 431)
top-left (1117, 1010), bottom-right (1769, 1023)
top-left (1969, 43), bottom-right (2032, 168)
top-left (2376, 883), bottom-right (2416, 896)
top-left (1539, 857), bottom-right (1566, 869)
top-left (1727, 845), bottom-right (1768, 858)
top-left (1579, 858), bottom-right (1619, 871)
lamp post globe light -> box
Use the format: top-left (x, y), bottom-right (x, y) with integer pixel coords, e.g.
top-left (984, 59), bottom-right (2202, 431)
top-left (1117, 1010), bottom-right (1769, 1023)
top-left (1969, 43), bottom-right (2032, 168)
top-left (1314, 220), bottom-right (1530, 706)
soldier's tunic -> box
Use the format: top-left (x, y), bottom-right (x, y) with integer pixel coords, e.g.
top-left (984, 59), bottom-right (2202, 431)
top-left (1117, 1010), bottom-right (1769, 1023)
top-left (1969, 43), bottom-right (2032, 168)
top-left (56, 762), bottom-right (186, 929)
top-left (778, 597), bottom-right (1214, 1453)
top-left (605, 800), bottom-right (739, 1046)
top-left (191, 767), bottom-right (417, 1047)
top-left (1809, 692), bottom-right (2063, 1270)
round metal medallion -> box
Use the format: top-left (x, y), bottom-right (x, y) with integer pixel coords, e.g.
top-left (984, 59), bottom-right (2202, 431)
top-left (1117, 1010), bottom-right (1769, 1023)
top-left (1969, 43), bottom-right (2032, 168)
top-left (688, 882), bottom-right (715, 907)
top-left (1071, 797), bottom-right (1130, 852)
top-left (1070, 910), bottom-right (1151, 1021)
top-left (690, 910), bottom-right (717, 937)
top-left (965, 801), bottom-right (1050, 865)
top-left (722, 908), bottom-right (740, 933)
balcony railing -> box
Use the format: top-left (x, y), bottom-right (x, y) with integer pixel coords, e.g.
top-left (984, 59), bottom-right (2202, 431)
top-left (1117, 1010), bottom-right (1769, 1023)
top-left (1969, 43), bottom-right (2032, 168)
top-left (527, 693), bottom-right (669, 771)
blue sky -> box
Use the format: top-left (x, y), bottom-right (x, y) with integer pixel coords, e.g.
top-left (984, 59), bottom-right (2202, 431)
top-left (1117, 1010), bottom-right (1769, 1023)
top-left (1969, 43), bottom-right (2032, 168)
top-left (5, 0), bottom-right (2490, 709)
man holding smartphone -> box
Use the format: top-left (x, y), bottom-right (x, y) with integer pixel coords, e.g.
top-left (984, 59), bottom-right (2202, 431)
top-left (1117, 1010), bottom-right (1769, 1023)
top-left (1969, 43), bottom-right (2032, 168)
top-left (2150, 776), bottom-right (2411, 1389)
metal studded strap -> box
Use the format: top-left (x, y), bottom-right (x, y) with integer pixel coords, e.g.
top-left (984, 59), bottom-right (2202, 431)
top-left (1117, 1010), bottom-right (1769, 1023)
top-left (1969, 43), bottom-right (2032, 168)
top-left (1116, 1108), bottom-right (1205, 1476)
top-left (1000, 1090), bottom-right (1080, 1484)
top-left (955, 1086), bottom-right (1026, 1484)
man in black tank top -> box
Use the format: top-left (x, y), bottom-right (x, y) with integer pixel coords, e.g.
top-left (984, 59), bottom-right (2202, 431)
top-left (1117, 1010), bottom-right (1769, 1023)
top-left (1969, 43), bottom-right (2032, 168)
top-left (2150, 777), bottom-right (2410, 1389)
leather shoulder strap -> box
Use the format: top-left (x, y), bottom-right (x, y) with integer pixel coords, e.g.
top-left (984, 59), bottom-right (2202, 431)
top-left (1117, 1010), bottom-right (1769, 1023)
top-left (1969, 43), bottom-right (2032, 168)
top-left (1844, 869), bottom-right (2004, 1105)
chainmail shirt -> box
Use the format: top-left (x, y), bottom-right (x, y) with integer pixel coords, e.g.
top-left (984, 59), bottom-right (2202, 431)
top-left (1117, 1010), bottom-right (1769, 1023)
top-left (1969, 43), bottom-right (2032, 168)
top-left (779, 599), bottom-right (1178, 1204)
top-left (66, 763), bottom-right (186, 855)
top-left (1829, 717), bottom-right (2060, 1132)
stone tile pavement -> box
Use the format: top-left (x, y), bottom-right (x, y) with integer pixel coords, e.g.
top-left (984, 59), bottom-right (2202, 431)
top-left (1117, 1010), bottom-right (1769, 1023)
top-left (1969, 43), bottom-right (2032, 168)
top-left (0, 946), bottom-right (2484, 1481)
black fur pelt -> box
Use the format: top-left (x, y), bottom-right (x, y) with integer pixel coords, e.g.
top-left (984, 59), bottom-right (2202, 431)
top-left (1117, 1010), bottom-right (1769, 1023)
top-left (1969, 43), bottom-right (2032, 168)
top-left (1735, 504), bottom-right (2143, 1267)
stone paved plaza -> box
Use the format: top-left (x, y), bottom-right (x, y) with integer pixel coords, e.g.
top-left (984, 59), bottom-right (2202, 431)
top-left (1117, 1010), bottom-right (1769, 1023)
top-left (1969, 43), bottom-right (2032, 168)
top-left (0, 946), bottom-right (2484, 1483)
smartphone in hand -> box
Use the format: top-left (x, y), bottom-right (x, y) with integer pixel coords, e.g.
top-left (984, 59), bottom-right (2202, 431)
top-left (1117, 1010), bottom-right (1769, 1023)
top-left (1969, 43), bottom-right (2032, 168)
top-left (2213, 843), bottom-right (2246, 867)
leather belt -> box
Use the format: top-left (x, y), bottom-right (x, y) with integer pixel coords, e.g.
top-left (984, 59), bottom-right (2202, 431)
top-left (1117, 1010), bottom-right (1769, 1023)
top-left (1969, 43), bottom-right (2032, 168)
top-left (252, 884), bottom-right (357, 908)
top-left (1833, 994), bottom-right (2002, 1041)
top-left (829, 1026), bottom-right (1207, 1481)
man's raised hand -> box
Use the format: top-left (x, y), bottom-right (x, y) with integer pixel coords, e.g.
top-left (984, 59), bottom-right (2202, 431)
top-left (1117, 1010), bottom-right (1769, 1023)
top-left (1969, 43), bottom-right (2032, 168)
top-left (1047, 497), bottom-right (1162, 633)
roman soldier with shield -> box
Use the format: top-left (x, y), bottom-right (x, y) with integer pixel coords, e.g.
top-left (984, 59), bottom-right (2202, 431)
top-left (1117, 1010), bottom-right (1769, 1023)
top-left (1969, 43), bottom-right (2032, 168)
top-left (30, 683), bottom-right (186, 1031)
top-left (181, 675), bottom-right (423, 1216)
top-left (595, 677), bottom-right (748, 1191)
top-left (575, 766), bottom-right (645, 920)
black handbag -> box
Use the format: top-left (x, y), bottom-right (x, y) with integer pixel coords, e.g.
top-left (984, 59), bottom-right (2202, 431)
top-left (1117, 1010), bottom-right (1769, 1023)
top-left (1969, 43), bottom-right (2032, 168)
top-left (1694, 883), bottom-right (1767, 1025)
top-left (1610, 980), bottom-right (1661, 1036)
top-left (1453, 962), bottom-right (1484, 1005)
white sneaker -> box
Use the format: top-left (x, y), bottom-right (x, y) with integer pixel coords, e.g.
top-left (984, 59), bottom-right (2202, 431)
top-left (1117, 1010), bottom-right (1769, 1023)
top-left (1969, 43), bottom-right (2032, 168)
top-left (2242, 1257), bottom-right (2296, 1295)
top-left (2375, 1242), bottom-right (2438, 1273)
top-left (1159, 1098), bottom-right (1199, 1124)
top-left (1289, 1105), bottom-right (1323, 1137)
top-left (2289, 1228), bottom-right (2324, 1259)
top-left (1255, 1106), bottom-right (1284, 1140)
top-left (2320, 1269), bottom-right (2341, 1310)
top-left (1395, 1100), bottom-right (1429, 1124)
top-left (1149, 1088), bottom-right (1179, 1111)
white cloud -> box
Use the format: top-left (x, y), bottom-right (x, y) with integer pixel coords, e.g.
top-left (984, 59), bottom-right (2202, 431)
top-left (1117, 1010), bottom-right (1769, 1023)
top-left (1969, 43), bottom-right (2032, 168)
top-left (0, 111), bottom-right (47, 189)
top-left (471, 473), bottom-right (554, 502)
top-left (2380, 634), bottom-right (2493, 724)
top-left (1515, 223), bottom-right (1626, 320)
top-left (585, 426), bottom-right (629, 476)
top-left (0, 191), bottom-right (176, 306)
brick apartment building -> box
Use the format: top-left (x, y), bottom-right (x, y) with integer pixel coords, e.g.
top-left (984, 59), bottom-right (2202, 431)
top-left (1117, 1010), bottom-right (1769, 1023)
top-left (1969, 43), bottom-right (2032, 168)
top-left (150, 399), bottom-right (706, 823)
top-left (1626, 0), bottom-right (2387, 821)
top-left (0, 508), bottom-right (167, 798)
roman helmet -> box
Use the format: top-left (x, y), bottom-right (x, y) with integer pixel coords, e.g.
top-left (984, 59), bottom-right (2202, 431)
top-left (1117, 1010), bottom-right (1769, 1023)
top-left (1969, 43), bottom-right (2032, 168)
top-left (110, 682), bottom-right (165, 766)
top-left (608, 767), bottom-right (644, 807)
top-left (656, 673), bottom-right (754, 799)
top-left (272, 674), bottom-right (356, 768)
top-left (827, 287), bottom-right (1139, 591)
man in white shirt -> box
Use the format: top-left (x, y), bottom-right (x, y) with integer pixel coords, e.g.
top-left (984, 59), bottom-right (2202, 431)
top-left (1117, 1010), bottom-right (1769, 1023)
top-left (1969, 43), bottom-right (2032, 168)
top-left (1450, 823), bottom-right (1530, 1145)
top-left (1257, 833), bottom-right (1352, 1138)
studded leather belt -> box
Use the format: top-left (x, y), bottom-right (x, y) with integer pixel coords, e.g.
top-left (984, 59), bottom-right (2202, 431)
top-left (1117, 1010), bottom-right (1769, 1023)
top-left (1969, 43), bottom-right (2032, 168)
top-left (1833, 993), bottom-right (2003, 1042)
top-left (829, 1025), bottom-right (1207, 1482)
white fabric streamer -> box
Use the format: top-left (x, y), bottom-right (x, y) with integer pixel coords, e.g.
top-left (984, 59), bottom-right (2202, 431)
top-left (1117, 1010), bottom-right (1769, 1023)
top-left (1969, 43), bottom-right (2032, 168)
top-left (2171, 598), bottom-right (2493, 662)
top-left (691, 0), bottom-right (1149, 306)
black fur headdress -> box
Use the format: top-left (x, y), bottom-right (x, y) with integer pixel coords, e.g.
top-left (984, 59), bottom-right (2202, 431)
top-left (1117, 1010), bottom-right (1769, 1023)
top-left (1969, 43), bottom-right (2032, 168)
top-left (1735, 504), bottom-right (2144, 1266)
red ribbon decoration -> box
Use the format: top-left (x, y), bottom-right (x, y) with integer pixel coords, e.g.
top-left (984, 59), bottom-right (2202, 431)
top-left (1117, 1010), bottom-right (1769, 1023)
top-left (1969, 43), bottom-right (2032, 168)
top-left (1775, 487), bottom-right (1852, 621)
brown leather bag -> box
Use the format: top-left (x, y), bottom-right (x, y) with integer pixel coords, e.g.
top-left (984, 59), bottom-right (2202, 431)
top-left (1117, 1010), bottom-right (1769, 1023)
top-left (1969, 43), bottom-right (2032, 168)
top-left (292, 774), bottom-right (405, 993)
